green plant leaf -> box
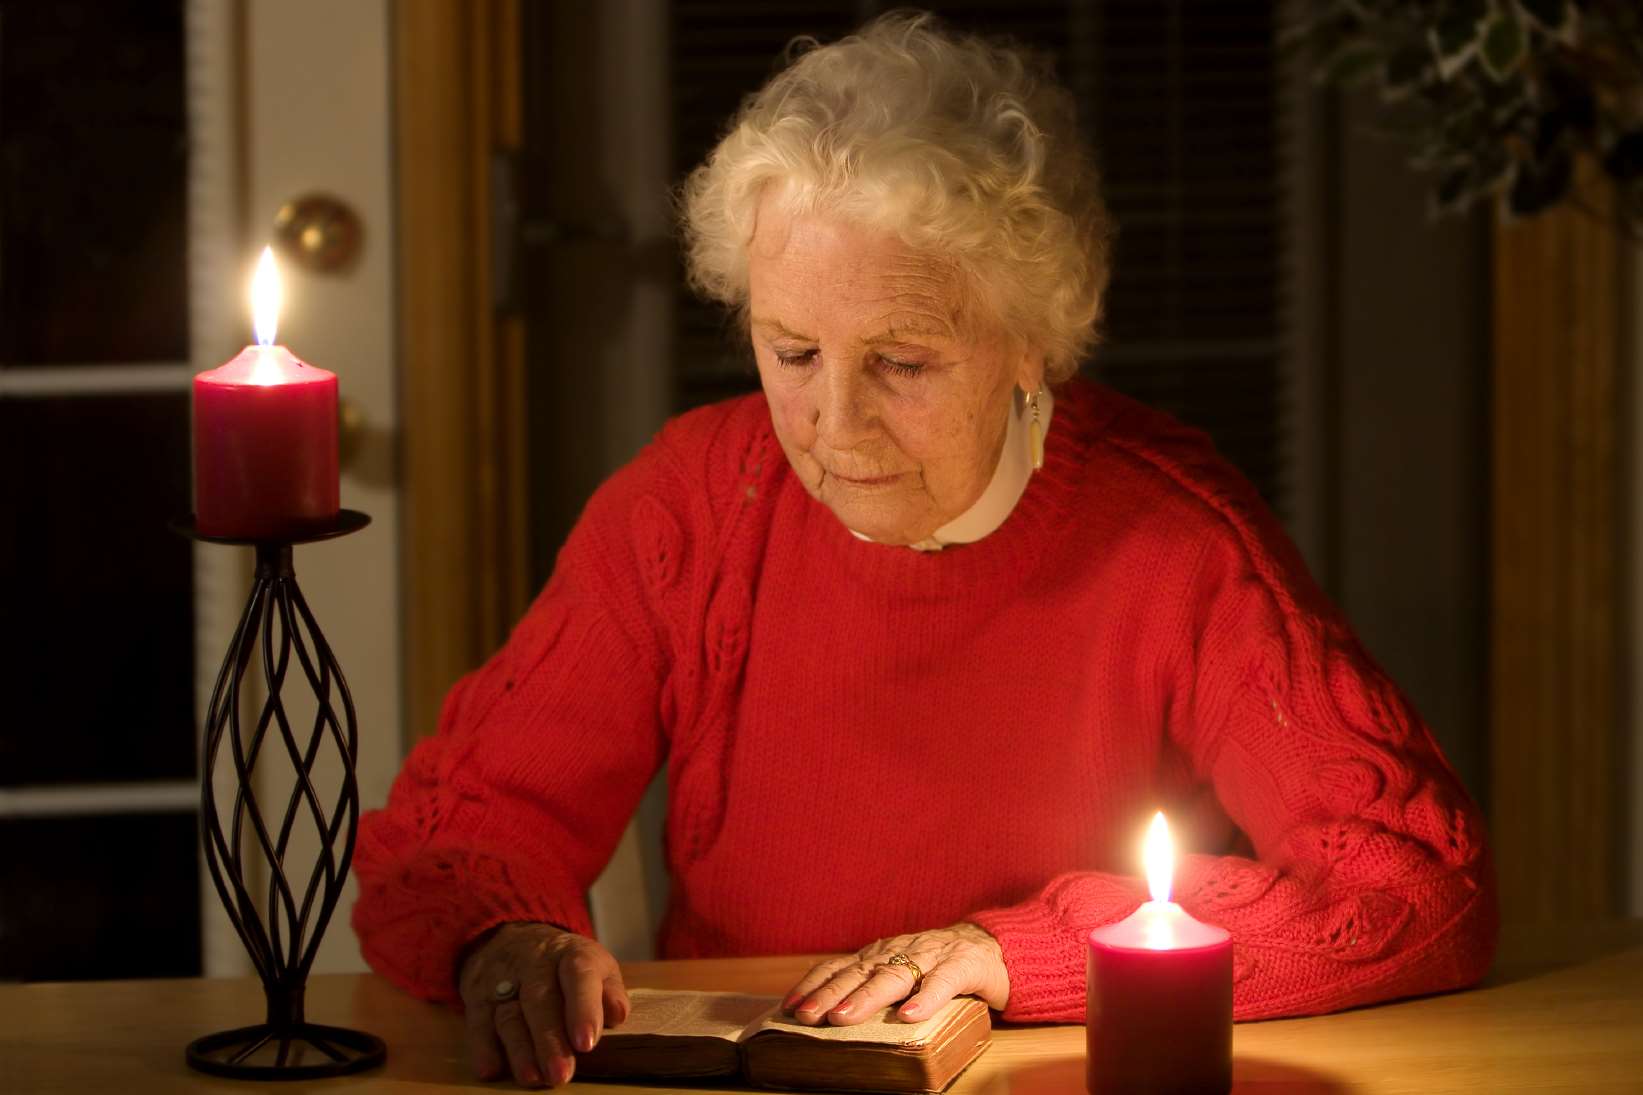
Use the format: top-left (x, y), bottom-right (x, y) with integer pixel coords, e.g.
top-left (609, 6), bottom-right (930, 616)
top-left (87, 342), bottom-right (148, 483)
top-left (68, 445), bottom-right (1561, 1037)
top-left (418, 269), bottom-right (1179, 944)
top-left (1604, 131), bottom-right (1643, 181)
top-left (1427, 34), bottom-right (1476, 82)
top-left (1480, 10), bottom-right (1527, 81)
top-left (1277, 0), bottom-right (1355, 51)
top-left (1381, 42), bottom-right (1433, 101)
top-left (1508, 143), bottom-right (1573, 216)
top-left (1430, 161), bottom-right (1491, 219)
top-left (1432, 0), bottom-right (1490, 60)
top-left (1487, 78), bottom-right (1533, 127)
top-left (1408, 121), bottom-right (1457, 171)
top-left (1513, 0), bottom-right (1576, 43)
top-left (1475, 145), bottom-right (1513, 194)
top-left (1440, 103), bottom-right (1489, 151)
top-left (1437, 164), bottom-right (1474, 205)
top-left (1622, 180), bottom-right (1643, 238)
top-left (1538, 62), bottom-right (1596, 137)
top-left (1288, 10), bottom-right (1364, 67)
top-left (1316, 41), bottom-right (1384, 87)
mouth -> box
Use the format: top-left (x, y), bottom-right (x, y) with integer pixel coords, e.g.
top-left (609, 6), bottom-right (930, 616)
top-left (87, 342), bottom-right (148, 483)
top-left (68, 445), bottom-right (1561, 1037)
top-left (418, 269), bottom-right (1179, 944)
top-left (829, 470), bottom-right (903, 487)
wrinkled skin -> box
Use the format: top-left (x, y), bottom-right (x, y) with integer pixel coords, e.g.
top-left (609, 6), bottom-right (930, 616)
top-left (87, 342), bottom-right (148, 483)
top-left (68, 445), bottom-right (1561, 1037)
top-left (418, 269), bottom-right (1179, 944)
top-left (458, 922), bottom-right (627, 1088)
top-left (747, 194), bottom-right (1044, 545)
top-left (781, 922), bottom-right (1010, 1026)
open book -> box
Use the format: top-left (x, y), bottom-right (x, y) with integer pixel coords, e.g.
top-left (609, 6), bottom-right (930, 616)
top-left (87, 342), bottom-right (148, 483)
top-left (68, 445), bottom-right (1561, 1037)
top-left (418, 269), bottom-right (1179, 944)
top-left (576, 988), bottom-right (992, 1093)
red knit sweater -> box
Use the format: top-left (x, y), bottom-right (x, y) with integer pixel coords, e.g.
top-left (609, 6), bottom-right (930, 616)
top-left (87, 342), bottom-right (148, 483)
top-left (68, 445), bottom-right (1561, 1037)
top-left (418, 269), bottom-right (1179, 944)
top-left (352, 378), bottom-right (1497, 1022)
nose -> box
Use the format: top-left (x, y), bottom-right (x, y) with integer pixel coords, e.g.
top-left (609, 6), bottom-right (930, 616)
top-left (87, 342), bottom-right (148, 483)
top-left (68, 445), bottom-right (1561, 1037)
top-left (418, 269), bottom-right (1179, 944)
top-left (811, 360), bottom-right (878, 450)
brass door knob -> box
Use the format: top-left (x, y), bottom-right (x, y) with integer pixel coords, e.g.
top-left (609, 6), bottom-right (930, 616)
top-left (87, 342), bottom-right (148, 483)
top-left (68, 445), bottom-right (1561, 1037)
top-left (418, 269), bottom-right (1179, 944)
top-left (273, 193), bottom-right (364, 273)
top-left (339, 397), bottom-right (366, 470)
top-left (336, 397), bottom-right (396, 488)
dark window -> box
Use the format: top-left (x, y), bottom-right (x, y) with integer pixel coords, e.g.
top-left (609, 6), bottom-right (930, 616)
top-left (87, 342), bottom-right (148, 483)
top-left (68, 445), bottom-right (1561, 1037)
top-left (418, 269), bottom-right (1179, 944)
top-left (0, 813), bottom-right (201, 980)
top-left (0, 1), bottom-right (190, 365)
top-left (0, 394), bottom-right (194, 786)
top-left (0, 0), bottom-right (197, 982)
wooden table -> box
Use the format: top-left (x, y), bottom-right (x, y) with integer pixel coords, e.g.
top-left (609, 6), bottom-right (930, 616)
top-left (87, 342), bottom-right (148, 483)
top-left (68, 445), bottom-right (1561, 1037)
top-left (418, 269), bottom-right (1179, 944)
top-left (4, 922), bottom-right (1640, 1093)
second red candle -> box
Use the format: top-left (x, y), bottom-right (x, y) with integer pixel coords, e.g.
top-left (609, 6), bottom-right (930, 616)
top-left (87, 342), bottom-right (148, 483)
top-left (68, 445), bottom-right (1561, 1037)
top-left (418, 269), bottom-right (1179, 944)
top-left (1086, 812), bottom-right (1233, 1094)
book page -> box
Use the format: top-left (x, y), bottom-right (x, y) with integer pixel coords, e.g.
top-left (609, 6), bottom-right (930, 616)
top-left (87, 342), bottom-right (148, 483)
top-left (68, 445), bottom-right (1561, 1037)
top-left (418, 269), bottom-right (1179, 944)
top-left (747, 996), bottom-right (981, 1049)
top-left (607, 988), bottom-right (778, 1042)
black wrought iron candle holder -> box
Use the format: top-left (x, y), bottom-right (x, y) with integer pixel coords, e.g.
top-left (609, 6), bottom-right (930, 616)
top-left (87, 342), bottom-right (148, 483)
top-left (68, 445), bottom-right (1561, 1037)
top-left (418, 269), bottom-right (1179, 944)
top-left (173, 510), bottom-right (386, 1079)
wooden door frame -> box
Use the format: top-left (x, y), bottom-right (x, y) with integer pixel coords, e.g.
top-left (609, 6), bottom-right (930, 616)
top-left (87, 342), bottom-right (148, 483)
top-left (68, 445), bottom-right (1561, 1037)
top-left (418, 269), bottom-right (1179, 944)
top-left (1490, 155), bottom-right (1627, 923)
top-left (393, 0), bottom-right (530, 745)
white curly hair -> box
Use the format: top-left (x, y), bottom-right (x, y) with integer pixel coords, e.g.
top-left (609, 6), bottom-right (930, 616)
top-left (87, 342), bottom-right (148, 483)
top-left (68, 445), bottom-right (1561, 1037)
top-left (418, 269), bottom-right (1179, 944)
top-left (676, 9), bottom-right (1114, 383)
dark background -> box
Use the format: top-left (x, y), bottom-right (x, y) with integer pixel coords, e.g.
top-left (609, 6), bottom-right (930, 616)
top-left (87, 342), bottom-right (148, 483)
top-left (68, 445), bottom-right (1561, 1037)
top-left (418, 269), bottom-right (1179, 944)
top-left (0, 1), bottom-right (1491, 980)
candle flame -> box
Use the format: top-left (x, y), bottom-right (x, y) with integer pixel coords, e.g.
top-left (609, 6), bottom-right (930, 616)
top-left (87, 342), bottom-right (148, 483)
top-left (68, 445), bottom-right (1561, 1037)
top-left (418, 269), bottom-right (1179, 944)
top-left (251, 246), bottom-right (282, 347)
top-left (1144, 811), bottom-right (1174, 904)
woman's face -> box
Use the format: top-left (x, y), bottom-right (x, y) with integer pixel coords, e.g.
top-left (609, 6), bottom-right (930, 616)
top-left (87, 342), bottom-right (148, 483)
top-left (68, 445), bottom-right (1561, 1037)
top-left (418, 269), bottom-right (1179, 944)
top-left (746, 198), bottom-right (1039, 545)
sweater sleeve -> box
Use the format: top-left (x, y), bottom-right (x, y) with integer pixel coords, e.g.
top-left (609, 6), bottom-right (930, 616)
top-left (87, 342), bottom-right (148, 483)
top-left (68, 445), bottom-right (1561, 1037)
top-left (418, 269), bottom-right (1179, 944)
top-left (969, 474), bottom-right (1497, 1023)
top-left (350, 441), bottom-right (683, 1007)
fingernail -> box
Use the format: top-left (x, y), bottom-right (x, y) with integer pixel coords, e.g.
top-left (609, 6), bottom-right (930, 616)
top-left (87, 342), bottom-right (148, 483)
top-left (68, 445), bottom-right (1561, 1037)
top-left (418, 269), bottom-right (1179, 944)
top-left (552, 1059), bottom-right (573, 1087)
top-left (522, 1065), bottom-right (542, 1085)
top-left (830, 1003), bottom-right (851, 1017)
top-left (902, 1002), bottom-right (922, 1019)
top-left (575, 1024), bottom-right (595, 1053)
top-left (781, 992), bottom-right (802, 1009)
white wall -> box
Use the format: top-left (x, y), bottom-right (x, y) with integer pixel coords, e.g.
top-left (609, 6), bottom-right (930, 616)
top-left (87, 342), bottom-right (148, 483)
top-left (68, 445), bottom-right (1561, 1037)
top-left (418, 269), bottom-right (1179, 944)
top-left (245, 0), bottom-right (402, 975)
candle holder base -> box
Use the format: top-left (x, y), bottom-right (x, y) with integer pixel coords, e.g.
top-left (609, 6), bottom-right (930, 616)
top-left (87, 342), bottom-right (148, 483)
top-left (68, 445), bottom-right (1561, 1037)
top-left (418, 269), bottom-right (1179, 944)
top-left (171, 508), bottom-right (371, 546)
top-left (173, 510), bottom-right (384, 1080)
top-left (186, 1023), bottom-right (387, 1080)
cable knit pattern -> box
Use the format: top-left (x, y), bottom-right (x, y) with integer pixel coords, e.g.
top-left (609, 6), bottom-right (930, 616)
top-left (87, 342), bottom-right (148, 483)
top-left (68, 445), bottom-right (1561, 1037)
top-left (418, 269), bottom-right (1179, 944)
top-left (353, 378), bottom-right (1497, 1020)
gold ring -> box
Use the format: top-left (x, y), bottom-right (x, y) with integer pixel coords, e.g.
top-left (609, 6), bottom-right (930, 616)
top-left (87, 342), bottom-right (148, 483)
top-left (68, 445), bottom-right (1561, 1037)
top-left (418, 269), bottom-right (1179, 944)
top-left (883, 953), bottom-right (923, 983)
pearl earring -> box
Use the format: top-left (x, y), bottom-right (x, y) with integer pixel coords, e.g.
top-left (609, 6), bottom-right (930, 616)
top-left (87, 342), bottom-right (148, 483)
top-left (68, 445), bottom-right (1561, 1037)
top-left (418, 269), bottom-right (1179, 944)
top-left (1027, 388), bottom-right (1045, 471)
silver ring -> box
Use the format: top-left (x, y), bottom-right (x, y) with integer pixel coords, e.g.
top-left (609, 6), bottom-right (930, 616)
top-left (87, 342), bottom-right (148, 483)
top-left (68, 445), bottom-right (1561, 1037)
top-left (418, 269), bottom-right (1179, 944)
top-left (492, 979), bottom-right (520, 1003)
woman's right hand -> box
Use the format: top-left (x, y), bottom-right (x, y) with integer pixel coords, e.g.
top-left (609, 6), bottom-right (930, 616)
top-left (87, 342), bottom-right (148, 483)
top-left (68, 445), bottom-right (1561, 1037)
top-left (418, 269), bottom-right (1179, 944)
top-left (457, 921), bottom-right (630, 1088)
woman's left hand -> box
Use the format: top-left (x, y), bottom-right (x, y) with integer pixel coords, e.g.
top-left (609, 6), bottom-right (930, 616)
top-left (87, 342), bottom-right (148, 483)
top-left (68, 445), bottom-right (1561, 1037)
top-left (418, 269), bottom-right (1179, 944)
top-left (781, 923), bottom-right (1009, 1026)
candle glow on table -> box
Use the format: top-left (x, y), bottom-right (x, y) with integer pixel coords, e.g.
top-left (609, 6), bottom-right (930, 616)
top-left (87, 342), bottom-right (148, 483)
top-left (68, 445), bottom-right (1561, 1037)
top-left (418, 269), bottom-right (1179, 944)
top-left (1086, 812), bottom-right (1232, 1093)
top-left (192, 248), bottom-right (340, 539)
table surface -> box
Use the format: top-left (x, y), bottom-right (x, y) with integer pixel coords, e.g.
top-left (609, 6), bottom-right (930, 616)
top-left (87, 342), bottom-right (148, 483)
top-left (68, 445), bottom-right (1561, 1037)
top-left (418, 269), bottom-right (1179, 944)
top-left (4, 921), bottom-right (1641, 1094)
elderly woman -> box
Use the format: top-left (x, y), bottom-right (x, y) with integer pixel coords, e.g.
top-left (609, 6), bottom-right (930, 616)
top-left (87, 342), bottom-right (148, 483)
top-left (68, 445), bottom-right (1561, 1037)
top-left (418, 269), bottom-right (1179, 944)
top-left (353, 11), bottom-right (1495, 1089)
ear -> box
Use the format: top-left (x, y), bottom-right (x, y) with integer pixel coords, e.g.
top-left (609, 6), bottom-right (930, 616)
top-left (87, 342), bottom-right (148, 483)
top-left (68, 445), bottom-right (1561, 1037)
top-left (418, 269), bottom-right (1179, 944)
top-left (1014, 349), bottom-right (1047, 394)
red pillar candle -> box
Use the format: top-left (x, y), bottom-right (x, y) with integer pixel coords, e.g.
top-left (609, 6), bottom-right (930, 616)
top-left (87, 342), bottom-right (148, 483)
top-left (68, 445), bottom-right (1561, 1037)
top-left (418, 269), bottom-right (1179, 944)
top-left (1086, 813), bottom-right (1232, 1094)
top-left (193, 248), bottom-right (339, 539)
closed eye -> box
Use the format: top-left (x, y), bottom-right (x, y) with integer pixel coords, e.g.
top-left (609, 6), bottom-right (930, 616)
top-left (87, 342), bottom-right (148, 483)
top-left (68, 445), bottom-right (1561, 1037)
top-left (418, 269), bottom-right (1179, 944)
top-left (772, 348), bottom-right (926, 380)
top-left (774, 349), bottom-right (817, 368)
top-left (877, 355), bottom-right (924, 379)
